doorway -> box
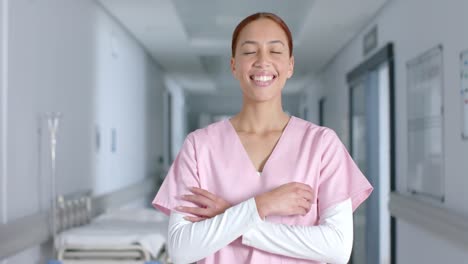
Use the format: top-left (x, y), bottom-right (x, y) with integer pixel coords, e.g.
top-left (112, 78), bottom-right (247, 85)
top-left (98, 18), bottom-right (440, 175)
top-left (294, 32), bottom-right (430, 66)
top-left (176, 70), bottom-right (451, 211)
top-left (347, 43), bottom-right (395, 264)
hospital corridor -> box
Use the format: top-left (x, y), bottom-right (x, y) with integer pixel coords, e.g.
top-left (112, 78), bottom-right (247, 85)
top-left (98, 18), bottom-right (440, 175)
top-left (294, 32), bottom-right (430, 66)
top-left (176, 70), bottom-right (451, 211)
top-left (1, 0), bottom-right (468, 263)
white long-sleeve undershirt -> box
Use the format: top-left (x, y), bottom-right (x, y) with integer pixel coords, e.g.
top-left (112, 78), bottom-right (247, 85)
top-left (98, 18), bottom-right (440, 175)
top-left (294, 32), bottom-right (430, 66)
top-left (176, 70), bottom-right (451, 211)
top-left (168, 198), bottom-right (352, 264)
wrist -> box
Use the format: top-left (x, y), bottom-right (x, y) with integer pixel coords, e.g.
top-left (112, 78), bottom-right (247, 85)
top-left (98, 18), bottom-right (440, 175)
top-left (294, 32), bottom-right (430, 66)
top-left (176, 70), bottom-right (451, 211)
top-left (254, 195), bottom-right (269, 219)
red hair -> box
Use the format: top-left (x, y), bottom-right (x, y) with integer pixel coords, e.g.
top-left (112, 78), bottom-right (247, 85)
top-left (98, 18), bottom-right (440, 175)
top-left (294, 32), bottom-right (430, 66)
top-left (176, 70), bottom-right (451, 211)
top-left (231, 12), bottom-right (293, 58)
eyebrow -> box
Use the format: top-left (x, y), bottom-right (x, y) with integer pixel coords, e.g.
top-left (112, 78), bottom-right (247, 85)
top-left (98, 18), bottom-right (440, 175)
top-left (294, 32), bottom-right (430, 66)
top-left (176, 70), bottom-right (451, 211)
top-left (240, 40), bottom-right (285, 47)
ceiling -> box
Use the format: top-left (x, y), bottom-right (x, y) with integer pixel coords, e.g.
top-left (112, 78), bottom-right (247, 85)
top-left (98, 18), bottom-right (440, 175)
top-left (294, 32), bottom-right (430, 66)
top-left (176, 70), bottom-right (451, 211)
top-left (97, 0), bottom-right (390, 94)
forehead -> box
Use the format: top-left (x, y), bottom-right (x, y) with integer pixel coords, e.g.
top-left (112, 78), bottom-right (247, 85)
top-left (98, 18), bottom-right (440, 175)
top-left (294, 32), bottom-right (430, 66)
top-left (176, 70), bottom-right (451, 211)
top-left (237, 18), bottom-right (288, 44)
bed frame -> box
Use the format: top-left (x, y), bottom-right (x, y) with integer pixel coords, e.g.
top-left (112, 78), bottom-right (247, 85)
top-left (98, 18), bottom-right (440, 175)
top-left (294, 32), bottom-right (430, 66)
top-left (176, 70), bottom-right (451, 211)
top-left (53, 192), bottom-right (169, 264)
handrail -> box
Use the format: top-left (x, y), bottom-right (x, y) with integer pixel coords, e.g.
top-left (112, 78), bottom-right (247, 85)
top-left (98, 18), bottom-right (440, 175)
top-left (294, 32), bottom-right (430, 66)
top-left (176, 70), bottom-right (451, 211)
top-left (389, 192), bottom-right (468, 250)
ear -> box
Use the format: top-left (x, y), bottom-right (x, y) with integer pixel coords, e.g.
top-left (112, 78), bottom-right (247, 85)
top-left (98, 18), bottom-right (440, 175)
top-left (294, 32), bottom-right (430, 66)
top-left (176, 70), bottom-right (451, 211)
top-left (287, 56), bottom-right (294, 79)
top-left (230, 57), bottom-right (236, 75)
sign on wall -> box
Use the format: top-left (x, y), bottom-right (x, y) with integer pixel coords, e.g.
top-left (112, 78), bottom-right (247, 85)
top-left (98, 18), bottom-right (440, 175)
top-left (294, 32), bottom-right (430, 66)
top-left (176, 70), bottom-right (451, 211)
top-left (406, 45), bottom-right (444, 202)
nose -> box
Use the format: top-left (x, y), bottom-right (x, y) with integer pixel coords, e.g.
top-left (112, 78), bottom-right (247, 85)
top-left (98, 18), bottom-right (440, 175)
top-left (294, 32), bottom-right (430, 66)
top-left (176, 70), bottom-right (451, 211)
top-left (253, 49), bottom-right (271, 68)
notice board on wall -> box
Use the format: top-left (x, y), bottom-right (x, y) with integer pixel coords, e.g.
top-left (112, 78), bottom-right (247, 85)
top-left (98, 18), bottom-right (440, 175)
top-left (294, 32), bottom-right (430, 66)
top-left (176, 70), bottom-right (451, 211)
top-left (406, 45), bottom-right (444, 202)
top-left (461, 50), bottom-right (468, 139)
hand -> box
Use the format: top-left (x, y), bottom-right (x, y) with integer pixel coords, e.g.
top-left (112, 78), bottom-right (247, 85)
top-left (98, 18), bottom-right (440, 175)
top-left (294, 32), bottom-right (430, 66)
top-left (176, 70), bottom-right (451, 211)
top-left (255, 182), bottom-right (314, 219)
top-left (176, 187), bottom-right (231, 222)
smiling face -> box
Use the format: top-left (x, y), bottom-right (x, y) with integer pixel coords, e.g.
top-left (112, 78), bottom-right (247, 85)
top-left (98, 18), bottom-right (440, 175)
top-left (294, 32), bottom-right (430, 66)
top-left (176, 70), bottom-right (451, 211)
top-left (231, 18), bottom-right (294, 102)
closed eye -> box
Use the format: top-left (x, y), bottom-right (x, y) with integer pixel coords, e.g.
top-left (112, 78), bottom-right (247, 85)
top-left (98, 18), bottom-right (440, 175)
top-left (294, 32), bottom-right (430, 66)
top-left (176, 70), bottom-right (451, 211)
top-left (243, 52), bottom-right (256, 55)
top-left (271, 51), bottom-right (282, 54)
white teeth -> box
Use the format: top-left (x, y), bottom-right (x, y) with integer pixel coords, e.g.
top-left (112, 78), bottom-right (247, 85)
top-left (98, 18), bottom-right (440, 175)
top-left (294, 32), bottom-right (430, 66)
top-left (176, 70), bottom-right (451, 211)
top-left (253, 76), bottom-right (273, 82)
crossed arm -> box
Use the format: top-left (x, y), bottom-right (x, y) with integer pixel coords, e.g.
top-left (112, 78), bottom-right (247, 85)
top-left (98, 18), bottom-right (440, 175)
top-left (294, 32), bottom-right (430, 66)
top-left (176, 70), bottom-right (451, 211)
top-left (167, 183), bottom-right (353, 264)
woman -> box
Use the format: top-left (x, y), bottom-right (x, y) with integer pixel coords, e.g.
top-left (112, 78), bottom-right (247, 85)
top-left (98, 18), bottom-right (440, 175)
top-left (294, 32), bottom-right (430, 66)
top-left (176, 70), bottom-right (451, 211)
top-left (153, 12), bottom-right (373, 264)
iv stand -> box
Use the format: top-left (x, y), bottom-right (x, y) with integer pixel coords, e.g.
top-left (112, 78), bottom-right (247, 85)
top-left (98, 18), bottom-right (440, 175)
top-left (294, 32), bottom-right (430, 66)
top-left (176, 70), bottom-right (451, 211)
top-left (45, 112), bottom-right (61, 259)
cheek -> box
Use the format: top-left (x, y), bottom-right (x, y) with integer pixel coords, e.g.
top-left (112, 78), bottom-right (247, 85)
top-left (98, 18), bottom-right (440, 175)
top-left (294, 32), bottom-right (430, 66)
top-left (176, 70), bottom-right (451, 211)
top-left (272, 58), bottom-right (289, 71)
top-left (276, 67), bottom-right (289, 78)
top-left (235, 64), bottom-right (249, 79)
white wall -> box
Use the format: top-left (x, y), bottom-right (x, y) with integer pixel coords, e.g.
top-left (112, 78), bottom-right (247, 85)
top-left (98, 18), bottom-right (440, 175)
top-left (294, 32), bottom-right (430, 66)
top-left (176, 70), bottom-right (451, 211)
top-left (0, 0), bottom-right (7, 227)
top-left (299, 76), bottom-right (323, 125)
top-left (0, 0), bottom-right (165, 262)
top-left (308, 0), bottom-right (468, 262)
top-left (92, 3), bottom-right (165, 195)
top-left (164, 77), bottom-right (187, 162)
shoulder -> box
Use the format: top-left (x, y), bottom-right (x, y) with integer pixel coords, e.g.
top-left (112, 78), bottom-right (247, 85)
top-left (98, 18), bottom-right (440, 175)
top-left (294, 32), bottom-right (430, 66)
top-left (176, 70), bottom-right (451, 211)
top-left (289, 116), bottom-right (343, 151)
top-left (290, 116), bottom-right (334, 139)
top-left (185, 119), bottom-right (229, 146)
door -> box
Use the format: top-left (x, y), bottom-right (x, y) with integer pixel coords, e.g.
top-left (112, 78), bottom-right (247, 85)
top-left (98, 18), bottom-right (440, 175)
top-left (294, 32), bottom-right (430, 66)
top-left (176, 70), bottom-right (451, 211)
top-left (348, 44), bottom-right (394, 264)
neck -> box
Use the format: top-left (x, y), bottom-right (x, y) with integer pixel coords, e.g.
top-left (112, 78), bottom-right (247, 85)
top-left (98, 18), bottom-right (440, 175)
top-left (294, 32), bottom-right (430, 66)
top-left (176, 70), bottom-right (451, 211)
top-left (231, 94), bottom-right (290, 133)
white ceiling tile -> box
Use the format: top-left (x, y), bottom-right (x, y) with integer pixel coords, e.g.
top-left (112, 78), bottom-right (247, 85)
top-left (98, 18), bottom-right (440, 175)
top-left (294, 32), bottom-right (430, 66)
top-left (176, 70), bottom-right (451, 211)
top-left (97, 0), bottom-right (390, 93)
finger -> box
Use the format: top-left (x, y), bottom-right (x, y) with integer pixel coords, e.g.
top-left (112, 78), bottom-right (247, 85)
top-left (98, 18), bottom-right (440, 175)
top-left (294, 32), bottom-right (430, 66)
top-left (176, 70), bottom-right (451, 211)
top-left (190, 187), bottom-right (219, 201)
top-left (292, 182), bottom-right (314, 192)
top-left (298, 189), bottom-right (315, 202)
top-left (305, 186), bottom-right (314, 196)
top-left (176, 206), bottom-right (212, 218)
top-left (286, 182), bottom-right (307, 193)
top-left (297, 198), bottom-right (312, 213)
top-left (290, 187), bottom-right (312, 200)
top-left (183, 216), bottom-right (206, 222)
top-left (181, 194), bottom-right (215, 208)
top-left (290, 206), bottom-right (308, 216)
top-left (295, 205), bottom-right (309, 216)
top-left (290, 183), bottom-right (314, 200)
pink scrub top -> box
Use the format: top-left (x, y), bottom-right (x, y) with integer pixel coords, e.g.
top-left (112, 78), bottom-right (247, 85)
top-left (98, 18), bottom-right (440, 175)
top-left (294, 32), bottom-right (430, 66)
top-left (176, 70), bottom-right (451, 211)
top-left (153, 116), bottom-right (373, 264)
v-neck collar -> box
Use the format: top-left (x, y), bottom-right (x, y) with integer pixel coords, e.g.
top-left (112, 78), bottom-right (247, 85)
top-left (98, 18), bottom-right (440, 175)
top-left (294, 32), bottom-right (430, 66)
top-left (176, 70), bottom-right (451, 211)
top-left (225, 116), bottom-right (295, 175)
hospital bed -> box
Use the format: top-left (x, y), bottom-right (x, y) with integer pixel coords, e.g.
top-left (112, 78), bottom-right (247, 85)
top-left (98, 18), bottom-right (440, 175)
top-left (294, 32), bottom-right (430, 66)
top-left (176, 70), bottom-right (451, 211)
top-left (52, 192), bottom-right (170, 264)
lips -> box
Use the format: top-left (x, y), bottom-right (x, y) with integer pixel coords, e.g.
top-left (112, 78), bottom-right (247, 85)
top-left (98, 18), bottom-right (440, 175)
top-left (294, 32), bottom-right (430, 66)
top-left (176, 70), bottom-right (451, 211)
top-left (249, 72), bottom-right (277, 87)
